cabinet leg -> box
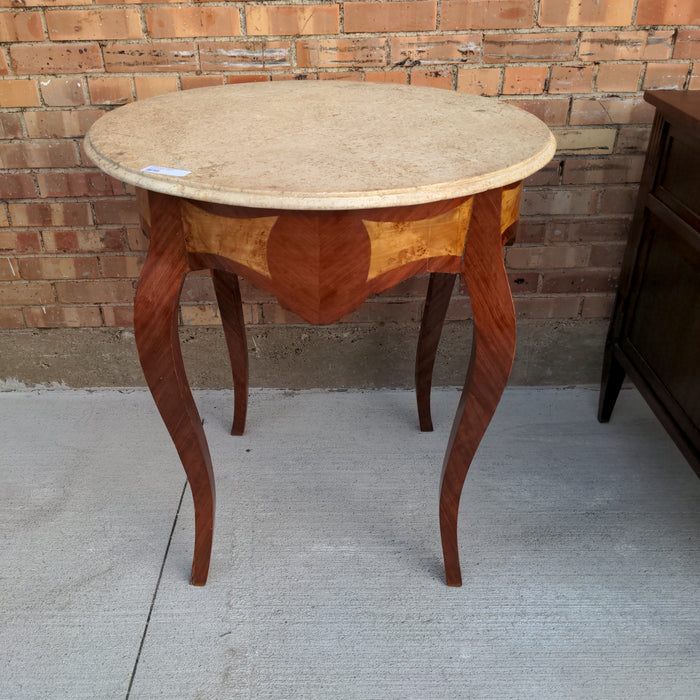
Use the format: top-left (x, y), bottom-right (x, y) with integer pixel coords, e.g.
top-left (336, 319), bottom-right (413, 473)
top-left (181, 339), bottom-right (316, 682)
top-left (212, 269), bottom-right (249, 436)
top-left (415, 273), bottom-right (456, 432)
top-left (439, 189), bottom-right (516, 587)
top-left (598, 347), bottom-right (625, 423)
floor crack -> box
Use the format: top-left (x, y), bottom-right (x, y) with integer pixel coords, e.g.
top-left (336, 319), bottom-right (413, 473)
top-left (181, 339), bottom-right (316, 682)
top-left (125, 481), bottom-right (187, 699)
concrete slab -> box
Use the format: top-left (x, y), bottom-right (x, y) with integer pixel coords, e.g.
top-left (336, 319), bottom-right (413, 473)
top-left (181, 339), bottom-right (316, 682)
top-left (0, 390), bottom-right (184, 698)
top-left (129, 388), bottom-right (700, 699)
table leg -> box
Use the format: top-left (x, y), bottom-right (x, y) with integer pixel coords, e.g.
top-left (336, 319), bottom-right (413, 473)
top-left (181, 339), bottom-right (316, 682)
top-left (212, 269), bottom-right (249, 436)
top-left (134, 191), bottom-right (215, 586)
top-left (415, 272), bottom-right (456, 432)
top-left (440, 188), bottom-right (517, 587)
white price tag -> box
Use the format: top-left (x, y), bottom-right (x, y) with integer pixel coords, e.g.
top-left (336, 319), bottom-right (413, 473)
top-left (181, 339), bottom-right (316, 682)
top-left (141, 165), bottom-right (191, 177)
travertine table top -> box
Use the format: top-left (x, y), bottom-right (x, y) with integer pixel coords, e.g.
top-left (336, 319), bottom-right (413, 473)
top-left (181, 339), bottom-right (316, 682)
top-left (85, 82), bottom-right (556, 211)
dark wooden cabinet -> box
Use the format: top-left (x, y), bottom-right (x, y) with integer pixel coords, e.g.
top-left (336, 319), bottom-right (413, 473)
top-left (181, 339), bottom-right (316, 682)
top-left (599, 90), bottom-right (700, 477)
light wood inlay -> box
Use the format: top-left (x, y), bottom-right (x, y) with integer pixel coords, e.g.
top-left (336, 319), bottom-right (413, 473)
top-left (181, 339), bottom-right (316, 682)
top-left (364, 198), bottom-right (473, 281)
top-left (181, 200), bottom-right (277, 279)
top-left (500, 181), bottom-right (523, 235)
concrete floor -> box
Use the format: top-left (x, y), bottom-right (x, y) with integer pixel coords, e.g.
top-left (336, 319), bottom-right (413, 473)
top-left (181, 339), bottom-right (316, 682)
top-left (1, 386), bottom-right (698, 699)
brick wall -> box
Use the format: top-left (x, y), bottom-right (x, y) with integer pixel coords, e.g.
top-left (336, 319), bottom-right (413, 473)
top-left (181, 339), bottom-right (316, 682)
top-left (1, 0), bottom-right (699, 332)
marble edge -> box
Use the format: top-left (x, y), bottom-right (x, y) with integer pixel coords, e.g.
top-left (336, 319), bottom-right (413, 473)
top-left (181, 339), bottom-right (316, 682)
top-left (84, 130), bottom-right (557, 211)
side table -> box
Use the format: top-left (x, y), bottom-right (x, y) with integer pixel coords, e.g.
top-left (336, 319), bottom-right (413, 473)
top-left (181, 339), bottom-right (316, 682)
top-left (86, 82), bottom-right (556, 586)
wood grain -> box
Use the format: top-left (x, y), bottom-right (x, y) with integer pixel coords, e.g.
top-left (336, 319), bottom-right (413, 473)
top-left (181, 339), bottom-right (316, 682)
top-left (134, 189), bottom-right (215, 586)
top-left (439, 187), bottom-right (517, 587)
top-left (415, 272), bottom-right (456, 432)
top-left (212, 269), bottom-right (248, 436)
top-left (364, 198), bottom-right (472, 280)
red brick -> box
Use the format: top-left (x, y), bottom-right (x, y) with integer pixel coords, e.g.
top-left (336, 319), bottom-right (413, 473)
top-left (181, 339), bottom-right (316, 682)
top-left (615, 126), bottom-right (652, 154)
top-left (55, 279), bottom-right (134, 304)
top-left (10, 43), bottom-right (103, 75)
top-left (689, 65), bottom-right (700, 90)
top-left (643, 62), bottom-right (691, 90)
top-left (181, 75), bottom-right (226, 90)
top-left (8, 202), bottom-right (92, 227)
top-left (456, 67), bottom-right (501, 95)
top-left (19, 256), bottom-right (100, 280)
top-left (0, 257), bottom-right (19, 281)
top-left (391, 34), bottom-right (481, 66)
top-left (0, 50), bottom-right (8, 76)
top-left (507, 272), bottom-right (539, 293)
top-left (579, 30), bottom-right (674, 62)
top-left (514, 296), bottom-right (581, 318)
top-left (228, 74), bottom-right (273, 84)
top-left (0, 308), bottom-right (24, 329)
top-left (514, 220), bottom-right (547, 243)
top-left (0, 114), bottom-right (23, 139)
top-left (506, 244), bottom-right (590, 269)
top-left (548, 65), bottom-right (594, 94)
top-left (146, 6), bottom-right (241, 38)
top-left (345, 1), bottom-right (436, 32)
top-left (596, 63), bottom-right (642, 92)
top-left (92, 199), bottom-right (140, 225)
top-left (0, 79), bottom-right (40, 107)
top-left (104, 42), bottom-right (197, 73)
top-left (484, 32), bottom-right (577, 62)
top-left (0, 281), bottom-right (54, 305)
top-left (562, 156), bottom-right (645, 185)
top-left (100, 255), bottom-right (144, 278)
top-left (410, 69), bottom-right (453, 89)
top-left (317, 72), bottom-right (362, 81)
top-left (39, 77), bottom-right (87, 107)
top-left (635, 0), bottom-right (700, 24)
top-left (246, 4), bottom-right (339, 36)
top-left (0, 140), bottom-right (79, 168)
top-left (0, 231), bottom-right (42, 253)
top-left (126, 226), bottom-right (148, 251)
top-left (523, 164), bottom-right (558, 188)
top-left (42, 229), bottom-right (123, 253)
top-left (101, 305), bottom-right (134, 327)
top-left (296, 38), bottom-right (387, 69)
top-left (589, 242), bottom-right (626, 268)
top-left (541, 269), bottom-right (620, 294)
top-left (0, 11), bottom-right (45, 41)
top-left (364, 70), bottom-right (408, 84)
top-left (36, 172), bottom-right (123, 197)
top-left (598, 186), bottom-right (638, 215)
top-left (0, 173), bottom-right (37, 199)
top-left (570, 97), bottom-right (655, 125)
top-left (0, 205), bottom-right (9, 227)
top-left (24, 110), bottom-right (104, 138)
top-left (521, 188), bottom-right (599, 216)
top-left (200, 41), bottom-right (292, 71)
top-left (46, 9), bottom-right (142, 40)
top-left (23, 305), bottom-right (103, 328)
top-left (505, 97), bottom-right (569, 126)
top-left (503, 66), bottom-right (548, 94)
top-left (539, 0), bottom-right (635, 26)
top-left (674, 30), bottom-right (700, 59)
top-left (87, 77), bottom-right (133, 105)
top-left (134, 75), bottom-right (179, 100)
top-left (441, 0), bottom-right (534, 30)
top-left (547, 219), bottom-right (630, 243)
top-left (581, 295), bottom-right (615, 318)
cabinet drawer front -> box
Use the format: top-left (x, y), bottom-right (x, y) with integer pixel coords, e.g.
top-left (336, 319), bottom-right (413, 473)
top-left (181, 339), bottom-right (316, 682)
top-left (656, 129), bottom-right (700, 229)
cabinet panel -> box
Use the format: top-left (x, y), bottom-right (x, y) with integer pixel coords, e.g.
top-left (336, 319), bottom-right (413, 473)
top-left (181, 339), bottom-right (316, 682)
top-left (626, 211), bottom-right (700, 430)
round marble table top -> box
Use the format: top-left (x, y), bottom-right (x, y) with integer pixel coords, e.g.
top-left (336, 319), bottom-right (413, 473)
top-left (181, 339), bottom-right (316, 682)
top-left (85, 82), bottom-right (556, 211)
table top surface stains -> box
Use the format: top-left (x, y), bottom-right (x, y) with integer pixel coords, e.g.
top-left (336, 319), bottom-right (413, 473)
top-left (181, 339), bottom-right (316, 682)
top-left (85, 82), bottom-right (556, 210)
